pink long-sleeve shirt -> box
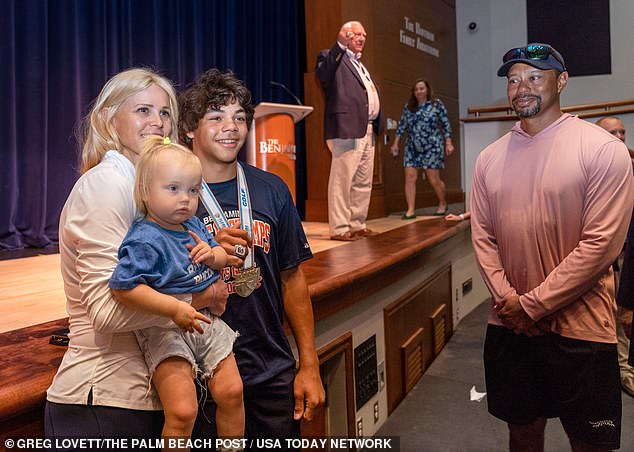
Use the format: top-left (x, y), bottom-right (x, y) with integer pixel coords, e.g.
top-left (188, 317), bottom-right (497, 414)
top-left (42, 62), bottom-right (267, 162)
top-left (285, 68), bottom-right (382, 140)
top-left (471, 114), bottom-right (634, 343)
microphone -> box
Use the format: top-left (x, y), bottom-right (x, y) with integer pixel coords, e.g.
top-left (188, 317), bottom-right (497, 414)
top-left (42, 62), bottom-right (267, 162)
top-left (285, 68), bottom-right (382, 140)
top-left (270, 81), bottom-right (303, 106)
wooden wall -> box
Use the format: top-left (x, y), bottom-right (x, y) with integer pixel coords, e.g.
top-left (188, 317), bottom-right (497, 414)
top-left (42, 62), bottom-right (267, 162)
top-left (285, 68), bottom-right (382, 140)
top-left (304, 0), bottom-right (461, 221)
top-left (383, 265), bottom-right (452, 413)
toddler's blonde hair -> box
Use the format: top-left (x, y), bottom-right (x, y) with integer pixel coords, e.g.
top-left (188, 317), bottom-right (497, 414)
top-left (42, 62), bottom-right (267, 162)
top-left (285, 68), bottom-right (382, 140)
top-left (134, 136), bottom-right (202, 216)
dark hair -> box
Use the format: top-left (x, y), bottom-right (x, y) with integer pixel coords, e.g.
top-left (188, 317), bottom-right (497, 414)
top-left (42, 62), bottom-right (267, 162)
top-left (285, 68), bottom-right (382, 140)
top-left (407, 78), bottom-right (434, 113)
top-left (178, 69), bottom-right (255, 148)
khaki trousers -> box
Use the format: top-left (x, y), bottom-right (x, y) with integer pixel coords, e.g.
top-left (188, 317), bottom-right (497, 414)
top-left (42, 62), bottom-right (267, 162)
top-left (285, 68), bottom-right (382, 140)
top-left (326, 124), bottom-right (375, 236)
top-left (614, 259), bottom-right (634, 395)
top-left (617, 306), bottom-right (634, 395)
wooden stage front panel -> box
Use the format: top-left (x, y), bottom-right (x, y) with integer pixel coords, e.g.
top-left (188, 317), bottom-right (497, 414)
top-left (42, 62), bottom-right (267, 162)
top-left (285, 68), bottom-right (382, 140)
top-left (0, 217), bottom-right (470, 439)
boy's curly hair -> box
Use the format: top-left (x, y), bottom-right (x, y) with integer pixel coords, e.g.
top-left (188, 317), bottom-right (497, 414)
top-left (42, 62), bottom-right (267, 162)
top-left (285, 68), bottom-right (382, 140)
top-left (178, 69), bottom-right (255, 148)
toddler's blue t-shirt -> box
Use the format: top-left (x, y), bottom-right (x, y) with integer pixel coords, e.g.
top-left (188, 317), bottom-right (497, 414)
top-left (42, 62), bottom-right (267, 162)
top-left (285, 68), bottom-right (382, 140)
top-left (110, 217), bottom-right (220, 294)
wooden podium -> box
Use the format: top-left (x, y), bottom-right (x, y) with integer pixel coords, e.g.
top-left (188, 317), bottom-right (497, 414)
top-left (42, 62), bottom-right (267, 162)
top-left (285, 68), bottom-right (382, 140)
top-left (246, 102), bottom-right (313, 203)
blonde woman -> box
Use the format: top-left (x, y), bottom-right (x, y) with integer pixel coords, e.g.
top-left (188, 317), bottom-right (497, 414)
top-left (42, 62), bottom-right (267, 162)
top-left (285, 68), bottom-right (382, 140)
top-left (45, 68), bottom-right (229, 439)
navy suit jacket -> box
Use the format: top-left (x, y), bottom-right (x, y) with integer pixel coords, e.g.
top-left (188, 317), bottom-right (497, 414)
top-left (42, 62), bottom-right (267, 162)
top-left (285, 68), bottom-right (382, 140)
top-left (315, 42), bottom-right (381, 140)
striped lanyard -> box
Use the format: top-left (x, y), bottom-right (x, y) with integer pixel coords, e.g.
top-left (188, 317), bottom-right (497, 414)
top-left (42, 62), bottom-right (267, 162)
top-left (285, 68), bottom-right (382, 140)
top-left (198, 162), bottom-right (255, 269)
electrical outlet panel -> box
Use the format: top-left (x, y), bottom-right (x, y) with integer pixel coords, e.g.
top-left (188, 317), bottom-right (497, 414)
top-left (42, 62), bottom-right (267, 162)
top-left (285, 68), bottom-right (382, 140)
top-left (462, 278), bottom-right (473, 295)
top-left (354, 336), bottom-right (378, 409)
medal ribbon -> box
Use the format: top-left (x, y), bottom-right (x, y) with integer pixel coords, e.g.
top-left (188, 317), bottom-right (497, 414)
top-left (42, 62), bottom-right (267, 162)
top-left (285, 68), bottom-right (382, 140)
top-left (199, 162), bottom-right (255, 269)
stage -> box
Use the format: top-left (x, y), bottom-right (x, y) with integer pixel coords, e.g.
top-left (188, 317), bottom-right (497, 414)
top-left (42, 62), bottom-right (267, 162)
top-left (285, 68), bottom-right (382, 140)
top-left (0, 212), bottom-right (489, 440)
top-left (0, 213), bottom-right (444, 333)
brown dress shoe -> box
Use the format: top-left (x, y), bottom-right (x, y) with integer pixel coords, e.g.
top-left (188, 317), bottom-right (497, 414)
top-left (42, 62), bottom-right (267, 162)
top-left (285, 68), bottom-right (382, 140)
top-left (352, 228), bottom-right (379, 238)
top-left (330, 231), bottom-right (360, 241)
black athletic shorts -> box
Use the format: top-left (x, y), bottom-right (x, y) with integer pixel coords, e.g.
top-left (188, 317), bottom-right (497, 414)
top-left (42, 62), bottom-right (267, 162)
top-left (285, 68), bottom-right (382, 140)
top-left (483, 325), bottom-right (622, 450)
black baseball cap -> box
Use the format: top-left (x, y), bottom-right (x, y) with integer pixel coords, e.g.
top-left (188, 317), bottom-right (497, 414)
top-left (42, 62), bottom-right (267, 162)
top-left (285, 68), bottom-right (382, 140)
top-left (497, 43), bottom-right (566, 77)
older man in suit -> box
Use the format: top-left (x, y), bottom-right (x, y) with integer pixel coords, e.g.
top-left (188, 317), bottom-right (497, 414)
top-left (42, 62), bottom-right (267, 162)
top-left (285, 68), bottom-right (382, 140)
top-left (316, 20), bottom-right (381, 241)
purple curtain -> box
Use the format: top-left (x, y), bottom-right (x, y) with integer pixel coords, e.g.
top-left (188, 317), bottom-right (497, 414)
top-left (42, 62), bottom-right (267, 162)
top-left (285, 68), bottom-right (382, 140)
top-left (1, 0), bottom-right (305, 249)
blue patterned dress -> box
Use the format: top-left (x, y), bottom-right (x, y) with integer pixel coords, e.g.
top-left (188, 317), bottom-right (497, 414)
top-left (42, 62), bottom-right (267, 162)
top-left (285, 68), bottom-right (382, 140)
top-left (395, 99), bottom-right (453, 169)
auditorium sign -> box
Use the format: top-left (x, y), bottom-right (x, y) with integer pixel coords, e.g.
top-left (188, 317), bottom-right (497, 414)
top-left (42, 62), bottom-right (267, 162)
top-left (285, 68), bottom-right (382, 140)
top-left (399, 16), bottom-right (439, 58)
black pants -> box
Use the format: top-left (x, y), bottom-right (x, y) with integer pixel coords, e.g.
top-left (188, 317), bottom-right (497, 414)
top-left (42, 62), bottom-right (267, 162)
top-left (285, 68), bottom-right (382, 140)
top-left (193, 367), bottom-right (300, 451)
top-left (45, 368), bottom-right (299, 451)
top-left (44, 401), bottom-right (163, 451)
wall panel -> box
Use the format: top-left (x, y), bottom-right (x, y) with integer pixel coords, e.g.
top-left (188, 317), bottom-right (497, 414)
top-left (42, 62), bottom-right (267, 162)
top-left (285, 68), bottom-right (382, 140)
top-left (304, 0), bottom-right (461, 220)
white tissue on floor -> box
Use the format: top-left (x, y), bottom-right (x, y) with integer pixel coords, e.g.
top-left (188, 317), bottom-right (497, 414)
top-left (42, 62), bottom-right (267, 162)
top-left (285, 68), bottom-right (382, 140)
top-left (470, 385), bottom-right (486, 402)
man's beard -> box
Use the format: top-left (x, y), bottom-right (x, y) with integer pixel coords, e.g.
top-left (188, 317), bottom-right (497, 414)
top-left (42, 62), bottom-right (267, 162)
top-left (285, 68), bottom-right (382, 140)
top-left (513, 95), bottom-right (542, 118)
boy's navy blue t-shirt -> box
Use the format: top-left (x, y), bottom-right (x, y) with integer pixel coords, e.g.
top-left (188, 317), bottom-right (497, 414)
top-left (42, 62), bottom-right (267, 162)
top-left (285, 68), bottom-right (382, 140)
top-left (196, 164), bottom-right (313, 386)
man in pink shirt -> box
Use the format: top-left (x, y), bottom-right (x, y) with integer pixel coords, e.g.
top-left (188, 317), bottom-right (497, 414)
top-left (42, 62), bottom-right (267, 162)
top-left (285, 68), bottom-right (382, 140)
top-left (471, 43), bottom-right (633, 451)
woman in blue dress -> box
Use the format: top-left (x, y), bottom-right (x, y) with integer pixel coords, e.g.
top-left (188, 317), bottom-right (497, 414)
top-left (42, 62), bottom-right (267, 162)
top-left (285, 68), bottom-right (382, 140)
top-left (390, 79), bottom-right (454, 218)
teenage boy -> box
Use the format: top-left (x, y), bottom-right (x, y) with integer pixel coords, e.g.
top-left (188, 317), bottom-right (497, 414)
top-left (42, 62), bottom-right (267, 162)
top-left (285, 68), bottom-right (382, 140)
top-left (179, 69), bottom-right (324, 444)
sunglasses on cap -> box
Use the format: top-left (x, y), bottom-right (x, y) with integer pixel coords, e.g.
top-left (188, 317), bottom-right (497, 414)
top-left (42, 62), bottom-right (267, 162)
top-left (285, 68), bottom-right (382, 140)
top-left (502, 44), bottom-right (566, 68)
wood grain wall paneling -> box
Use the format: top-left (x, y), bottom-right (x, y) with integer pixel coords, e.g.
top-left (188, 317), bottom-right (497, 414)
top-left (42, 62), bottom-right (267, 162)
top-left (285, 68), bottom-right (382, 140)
top-left (383, 265), bottom-right (452, 414)
top-left (304, 0), bottom-right (461, 220)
